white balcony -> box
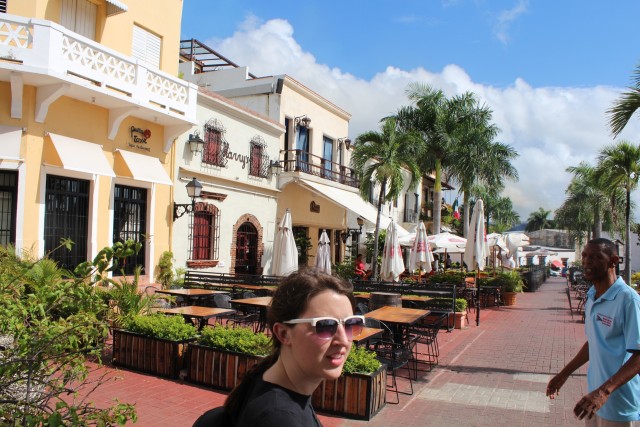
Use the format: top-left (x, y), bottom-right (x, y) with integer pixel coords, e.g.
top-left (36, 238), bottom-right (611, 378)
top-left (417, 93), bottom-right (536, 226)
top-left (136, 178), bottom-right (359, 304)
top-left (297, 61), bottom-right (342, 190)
top-left (0, 14), bottom-right (197, 151)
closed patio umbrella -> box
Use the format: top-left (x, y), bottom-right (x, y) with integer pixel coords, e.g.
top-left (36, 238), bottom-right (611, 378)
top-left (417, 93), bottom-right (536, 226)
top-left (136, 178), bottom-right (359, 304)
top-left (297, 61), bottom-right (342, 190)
top-left (408, 222), bottom-right (433, 276)
top-left (464, 199), bottom-right (487, 325)
top-left (314, 229), bottom-right (332, 275)
top-left (272, 209), bottom-right (298, 276)
top-left (380, 221), bottom-right (405, 282)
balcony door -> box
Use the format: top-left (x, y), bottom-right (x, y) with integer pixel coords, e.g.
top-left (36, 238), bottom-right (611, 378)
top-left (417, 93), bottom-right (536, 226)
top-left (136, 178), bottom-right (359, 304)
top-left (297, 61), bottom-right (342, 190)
top-left (61, 0), bottom-right (97, 40)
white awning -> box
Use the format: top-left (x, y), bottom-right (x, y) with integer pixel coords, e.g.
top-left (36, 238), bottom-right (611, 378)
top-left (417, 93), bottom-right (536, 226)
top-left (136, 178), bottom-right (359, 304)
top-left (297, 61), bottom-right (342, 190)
top-left (297, 179), bottom-right (409, 236)
top-left (105, 0), bottom-right (128, 16)
top-left (48, 133), bottom-right (115, 176)
top-left (0, 125), bottom-right (22, 161)
top-left (114, 149), bottom-right (172, 185)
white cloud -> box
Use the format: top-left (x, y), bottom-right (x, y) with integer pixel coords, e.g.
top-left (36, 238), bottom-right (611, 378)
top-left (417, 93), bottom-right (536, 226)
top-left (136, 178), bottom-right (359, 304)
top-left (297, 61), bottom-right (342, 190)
top-left (493, 0), bottom-right (529, 45)
top-left (207, 17), bottom-right (640, 219)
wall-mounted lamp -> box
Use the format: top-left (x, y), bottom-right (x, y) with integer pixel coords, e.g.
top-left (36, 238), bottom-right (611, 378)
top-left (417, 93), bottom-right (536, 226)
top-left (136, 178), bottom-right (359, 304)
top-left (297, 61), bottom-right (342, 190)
top-left (173, 177), bottom-right (203, 221)
top-left (341, 217), bottom-right (365, 243)
top-left (294, 115), bottom-right (311, 128)
top-left (270, 160), bottom-right (283, 176)
top-left (187, 131), bottom-right (205, 155)
top-left (338, 137), bottom-right (352, 150)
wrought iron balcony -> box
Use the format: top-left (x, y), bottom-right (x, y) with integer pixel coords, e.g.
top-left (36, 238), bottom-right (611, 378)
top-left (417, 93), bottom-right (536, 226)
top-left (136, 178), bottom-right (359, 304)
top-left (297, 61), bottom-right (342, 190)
top-left (281, 149), bottom-right (359, 188)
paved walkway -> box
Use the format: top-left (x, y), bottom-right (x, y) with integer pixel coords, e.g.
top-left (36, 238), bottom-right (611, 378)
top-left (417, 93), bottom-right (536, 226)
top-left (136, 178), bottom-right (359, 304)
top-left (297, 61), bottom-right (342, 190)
top-left (87, 277), bottom-right (588, 426)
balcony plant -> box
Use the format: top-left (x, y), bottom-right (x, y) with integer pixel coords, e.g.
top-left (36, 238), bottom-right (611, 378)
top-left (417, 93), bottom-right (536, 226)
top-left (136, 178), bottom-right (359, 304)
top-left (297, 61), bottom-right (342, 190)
top-left (112, 314), bottom-right (197, 379)
top-left (312, 346), bottom-right (387, 420)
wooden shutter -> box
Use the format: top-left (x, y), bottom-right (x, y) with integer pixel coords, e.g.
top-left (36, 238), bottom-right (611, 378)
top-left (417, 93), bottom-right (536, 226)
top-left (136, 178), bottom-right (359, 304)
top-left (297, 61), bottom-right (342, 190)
top-left (132, 25), bottom-right (161, 69)
top-left (60, 0), bottom-right (96, 40)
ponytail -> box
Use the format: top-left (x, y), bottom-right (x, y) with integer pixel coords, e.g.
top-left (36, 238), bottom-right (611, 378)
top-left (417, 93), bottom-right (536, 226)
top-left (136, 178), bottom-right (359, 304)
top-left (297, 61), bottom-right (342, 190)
top-left (224, 351), bottom-right (279, 419)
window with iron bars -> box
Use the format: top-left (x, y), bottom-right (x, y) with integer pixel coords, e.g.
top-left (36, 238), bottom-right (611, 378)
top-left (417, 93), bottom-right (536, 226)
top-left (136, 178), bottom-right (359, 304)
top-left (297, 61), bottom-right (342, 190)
top-left (249, 135), bottom-right (269, 178)
top-left (203, 119), bottom-right (228, 167)
top-left (0, 0), bottom-right (7, 13)
top-left (189, 203), bottom-right (220, 261)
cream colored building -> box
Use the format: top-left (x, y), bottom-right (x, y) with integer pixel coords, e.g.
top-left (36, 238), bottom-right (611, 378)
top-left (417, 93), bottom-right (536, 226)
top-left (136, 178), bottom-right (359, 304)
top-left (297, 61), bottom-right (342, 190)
top-left (0, 0), bottom-right (196, 283)
top-left (172, 87), bottom-right (283, 274)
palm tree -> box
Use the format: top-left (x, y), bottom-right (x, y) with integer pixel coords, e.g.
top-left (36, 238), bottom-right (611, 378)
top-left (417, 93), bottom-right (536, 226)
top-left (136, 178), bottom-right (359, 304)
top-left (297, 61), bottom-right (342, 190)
top-left (525, 207), bottom-right (553, 232)
top-left (469, 184), bottom-right (519, 233)
top-left (351, 118), bottom-right (422, 278)
top-left (595, 140), bottom-right (640, 284)
top-left (564, 162), bottom-right (610, 238)
top-left (395, 84), bottom-right (474, 234)
top-left (608, 62), bottom-right (640, 138)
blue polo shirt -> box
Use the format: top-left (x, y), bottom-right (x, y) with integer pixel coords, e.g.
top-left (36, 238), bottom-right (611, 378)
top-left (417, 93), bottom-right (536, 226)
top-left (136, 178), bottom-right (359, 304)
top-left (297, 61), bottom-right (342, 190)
top-left (585, 277), bottom-right (640, 421)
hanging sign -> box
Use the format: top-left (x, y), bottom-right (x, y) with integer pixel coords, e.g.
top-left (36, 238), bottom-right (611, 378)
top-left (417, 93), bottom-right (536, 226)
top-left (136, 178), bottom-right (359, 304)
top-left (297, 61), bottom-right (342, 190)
top-left (129, 126), bottom-right (151, 152)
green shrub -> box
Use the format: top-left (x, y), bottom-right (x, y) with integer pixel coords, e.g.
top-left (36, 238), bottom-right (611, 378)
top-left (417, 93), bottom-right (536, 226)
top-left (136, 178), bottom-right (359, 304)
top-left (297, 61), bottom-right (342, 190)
top-left (124, 314), bottom-right (198, 341)
top-left (491, 271), bottom-right (524, 292)
top-left (197, 325), bottom-right (271, 356)
top-left (427, 271), bottom-right (465, 284)
top-left (334, 260), bottom-right (357, 280)
top-left (428, 297), bottom-right (467, 312)
top-left (631, 272), bottom-right (640, 285)
top-left (343, 346), bottom-right (381, 374)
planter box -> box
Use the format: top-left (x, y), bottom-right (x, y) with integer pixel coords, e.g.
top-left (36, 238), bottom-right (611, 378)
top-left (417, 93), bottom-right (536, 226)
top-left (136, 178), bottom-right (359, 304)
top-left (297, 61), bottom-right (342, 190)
top-left (186, 344), bottom-right (264, 390)
top-left (424, 312), bottom-right (467, 329)
top-left (111, 329), bottom-right (192, 379)
top-left (312, 365), bottom-right (387, 420)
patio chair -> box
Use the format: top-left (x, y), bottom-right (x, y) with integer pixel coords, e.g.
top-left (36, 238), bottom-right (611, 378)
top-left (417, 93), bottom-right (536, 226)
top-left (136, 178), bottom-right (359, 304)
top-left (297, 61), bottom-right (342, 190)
top-left (356, 302), bottom-right (369, 315)
top-left (409, 315), bottom-right (445, 372)
top-left (144, 286), bottom-right (173, 311)
top-left (214, 294), bottom-right (259, 331)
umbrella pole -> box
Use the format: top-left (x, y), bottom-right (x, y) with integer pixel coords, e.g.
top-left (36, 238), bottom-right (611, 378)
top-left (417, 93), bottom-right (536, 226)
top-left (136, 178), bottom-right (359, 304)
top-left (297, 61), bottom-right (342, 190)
top-left (476, 268), bottom-right (481, 326)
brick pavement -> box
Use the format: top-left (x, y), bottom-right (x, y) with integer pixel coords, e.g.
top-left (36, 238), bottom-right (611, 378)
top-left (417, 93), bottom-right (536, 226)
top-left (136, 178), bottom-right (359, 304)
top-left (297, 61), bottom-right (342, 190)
top-left (86, 277), bottom-right (588, 426)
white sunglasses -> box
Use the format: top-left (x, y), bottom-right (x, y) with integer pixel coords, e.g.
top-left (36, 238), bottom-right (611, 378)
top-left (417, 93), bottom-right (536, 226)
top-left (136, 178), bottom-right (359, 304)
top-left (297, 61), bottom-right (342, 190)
top-left (282, 315), bottom-right (365, 339)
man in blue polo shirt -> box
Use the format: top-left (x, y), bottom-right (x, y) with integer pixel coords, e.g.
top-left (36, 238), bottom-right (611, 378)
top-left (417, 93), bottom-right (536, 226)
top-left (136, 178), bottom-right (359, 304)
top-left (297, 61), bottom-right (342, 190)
top-left (547, 238), bottom-right (640, 425)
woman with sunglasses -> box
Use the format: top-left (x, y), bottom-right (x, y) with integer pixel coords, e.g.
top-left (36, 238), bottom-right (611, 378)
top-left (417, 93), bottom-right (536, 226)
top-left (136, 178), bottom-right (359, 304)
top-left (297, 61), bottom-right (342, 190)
top-left (195, 269), bottom-right (363, 427)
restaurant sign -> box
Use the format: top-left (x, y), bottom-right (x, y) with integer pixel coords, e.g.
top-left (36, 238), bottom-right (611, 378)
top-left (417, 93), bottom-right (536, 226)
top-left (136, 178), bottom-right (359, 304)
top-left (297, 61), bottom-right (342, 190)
top-left (129, 126), bottom-right (151, 152)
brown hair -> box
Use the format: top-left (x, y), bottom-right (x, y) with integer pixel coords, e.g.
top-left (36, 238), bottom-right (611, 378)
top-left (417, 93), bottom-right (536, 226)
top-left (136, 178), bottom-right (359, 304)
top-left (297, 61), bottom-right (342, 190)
top-left (224, 269), bottom-right (354, 418)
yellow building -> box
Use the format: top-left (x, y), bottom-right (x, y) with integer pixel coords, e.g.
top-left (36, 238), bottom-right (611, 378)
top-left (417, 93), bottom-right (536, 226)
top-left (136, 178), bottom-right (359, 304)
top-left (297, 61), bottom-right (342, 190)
top-left (0, 0), bottom-right (197, 283)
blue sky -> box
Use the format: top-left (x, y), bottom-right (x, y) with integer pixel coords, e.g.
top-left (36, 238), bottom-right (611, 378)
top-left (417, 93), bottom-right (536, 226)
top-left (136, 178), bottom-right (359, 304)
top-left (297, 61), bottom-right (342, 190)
top-left (180, 1), bottom-right (640, 220)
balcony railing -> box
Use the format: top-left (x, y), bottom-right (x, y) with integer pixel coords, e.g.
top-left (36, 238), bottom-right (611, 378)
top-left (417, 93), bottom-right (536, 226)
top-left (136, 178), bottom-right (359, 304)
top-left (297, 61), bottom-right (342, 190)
top-left (0, 15), bottom-right (196, 123)
top-left (281, 149), bottom-right (359, 188)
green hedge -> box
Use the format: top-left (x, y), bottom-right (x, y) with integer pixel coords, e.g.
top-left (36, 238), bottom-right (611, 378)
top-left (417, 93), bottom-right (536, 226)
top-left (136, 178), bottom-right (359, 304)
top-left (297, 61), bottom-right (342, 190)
top-left (124, 314), bottom-right (198, 341)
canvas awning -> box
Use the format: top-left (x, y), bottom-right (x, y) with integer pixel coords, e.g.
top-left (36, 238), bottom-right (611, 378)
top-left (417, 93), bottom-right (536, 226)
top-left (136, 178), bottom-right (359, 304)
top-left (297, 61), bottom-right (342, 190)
top-left (0, 125), bottom-right (22, 161)
top-left (46, 133), bottom-right (114, 176)
top-left (105, 0), bottom-right (128, 16)
top-left (114, 149), bottom-right (172, 185)
top-left (297, 179), bottom-right (409, 236)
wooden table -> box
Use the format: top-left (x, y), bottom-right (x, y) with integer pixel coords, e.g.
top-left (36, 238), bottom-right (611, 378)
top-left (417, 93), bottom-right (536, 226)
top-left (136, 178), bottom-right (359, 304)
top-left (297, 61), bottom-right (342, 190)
top-left (196, 283), bottom-right (277, 295)
top-left (352, 327), bottom-right (384, 347)
top-left (158, 306), bottom-right (236, 330)
top-left (365, 306), bottom-right (430, 343)
top-left (230, 297), bottom-right (272, 331)
top-left (156, 288), bottom-right (228, 306)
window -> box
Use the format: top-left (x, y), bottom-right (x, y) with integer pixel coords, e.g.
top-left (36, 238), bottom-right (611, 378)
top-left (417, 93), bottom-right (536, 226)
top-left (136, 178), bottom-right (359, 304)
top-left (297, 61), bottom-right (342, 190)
top-left (295, 125), bottom-right (309, 171)
top-left (202, 119), bottom-right (228, 167)
top-left (249, 136), bottom-right (269, 178)
top-left (190, 204), bottom-right (220, 261)
top-left (0, 0), bottom-right (7, 14)
top-left (60, 0), bottom-right (97, 40)
top-left (112, 185), bottom-right (147, 276)
top-left (322, 136), bottom-right (333, 179)
top-left (0, 171), bottom-right (17, 247)
top-left (44, 175), bottom-right (89, 271)
top-left (132, 24), bottom-right (161, 69)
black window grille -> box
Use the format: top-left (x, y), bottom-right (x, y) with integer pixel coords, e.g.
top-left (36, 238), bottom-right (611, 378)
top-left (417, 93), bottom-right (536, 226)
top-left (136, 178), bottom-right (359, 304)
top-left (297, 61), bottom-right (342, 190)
top-left (249, 135), bottom-right (269, 178)
top-left (0, 171), bottom-right (17, 247)
top-left (190, 204), bottom-right (220, 260)
top-left (202, 118), bottom-right (228, 167)
top-left (0, 1), bottom-right (6, 13)
top-left (112, 185), bottom-right (147, 276)
top-left (44, 175), bottom-right (89, 271)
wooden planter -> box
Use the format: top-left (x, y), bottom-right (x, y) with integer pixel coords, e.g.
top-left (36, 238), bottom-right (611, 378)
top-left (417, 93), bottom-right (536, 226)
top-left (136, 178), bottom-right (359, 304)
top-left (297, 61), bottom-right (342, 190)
top-left (503, 291), bottom-right (517, 306)
top-left (186, 344), bottom-right (264, 390)
top-left (424, 312), bottom-right (467, 329)
top-left (111, 329), bottom-right (192, 379)
top-left (312, 365), bottom-right (387, 420)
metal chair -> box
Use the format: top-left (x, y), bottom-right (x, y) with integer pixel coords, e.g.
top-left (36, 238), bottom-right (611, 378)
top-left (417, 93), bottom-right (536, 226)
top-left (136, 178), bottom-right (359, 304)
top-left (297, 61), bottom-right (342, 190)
top-left (214, 294), bottom-right (258, 331)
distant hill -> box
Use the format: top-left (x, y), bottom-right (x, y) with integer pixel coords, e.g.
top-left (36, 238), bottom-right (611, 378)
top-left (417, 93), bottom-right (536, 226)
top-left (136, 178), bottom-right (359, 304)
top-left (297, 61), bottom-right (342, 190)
top-left (507, 223), bottom-right (527, 232)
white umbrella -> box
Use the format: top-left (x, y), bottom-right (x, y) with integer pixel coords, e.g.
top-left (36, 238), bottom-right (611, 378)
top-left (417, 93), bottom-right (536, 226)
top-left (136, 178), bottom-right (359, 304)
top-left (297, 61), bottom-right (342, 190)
top-left (428, 232), bottom-right (467, 251)
top-left (272, 209), bottom-right (298, 276)
top-left (464, 199), bottom-right (487, 326)
top-left (314, 229), bottom-right (332, 275)
top-left (408, 222), bottom-right (433, 274)
top-left (505, 232), bottom-right (530, 267)
top-left (380, 221), bottom-right (405, 282)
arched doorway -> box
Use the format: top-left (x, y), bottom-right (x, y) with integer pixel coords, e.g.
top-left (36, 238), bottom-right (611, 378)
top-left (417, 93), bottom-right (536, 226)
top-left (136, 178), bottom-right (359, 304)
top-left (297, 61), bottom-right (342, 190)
top-left (235, 222), bottom-right (258, 274)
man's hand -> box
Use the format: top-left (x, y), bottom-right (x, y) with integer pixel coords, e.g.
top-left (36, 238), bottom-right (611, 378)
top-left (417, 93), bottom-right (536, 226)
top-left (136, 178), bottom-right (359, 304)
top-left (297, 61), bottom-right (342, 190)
top-left (546, 373), bottom-right (569, 399)
top-left (573, 388), bottom-right (609, 420)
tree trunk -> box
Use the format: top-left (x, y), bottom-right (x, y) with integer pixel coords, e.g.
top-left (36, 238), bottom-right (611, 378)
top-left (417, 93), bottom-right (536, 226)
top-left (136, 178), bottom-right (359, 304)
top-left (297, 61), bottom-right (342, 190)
top-left (433, 159), bottom-right (442, 234)
top-left (463, 191), bottom-right (470, 238)
top-left (593, 203), bottom-right (602, 239)
top-left (371, 180), bottom-right (387, 280)
top-left (625, 189), bottom-right (631, 284)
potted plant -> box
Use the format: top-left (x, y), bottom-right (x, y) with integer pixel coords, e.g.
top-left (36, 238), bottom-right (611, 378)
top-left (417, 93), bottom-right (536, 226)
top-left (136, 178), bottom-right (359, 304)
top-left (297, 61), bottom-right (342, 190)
top-left (185, 325), bottom-right (270, 390)
top-left (423, 297), bottom-right (468, 329)
top-left (312, 346), bottom-right (387, 420)
top-left (112, 314), bottom-right (198, 379)
top-left (493, 271), bottom-right (525, 306)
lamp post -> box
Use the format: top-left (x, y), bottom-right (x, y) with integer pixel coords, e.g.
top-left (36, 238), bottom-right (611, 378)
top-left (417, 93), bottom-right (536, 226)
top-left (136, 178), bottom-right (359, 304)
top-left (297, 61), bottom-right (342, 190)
top-left (173, 177), bottom-right (203, 221)
top-left (341, 217), bottom-right (364, 258)
top-left (187, 131), bottom-right (204, 155)
top-left (294, 115), bottom-right (311, 128)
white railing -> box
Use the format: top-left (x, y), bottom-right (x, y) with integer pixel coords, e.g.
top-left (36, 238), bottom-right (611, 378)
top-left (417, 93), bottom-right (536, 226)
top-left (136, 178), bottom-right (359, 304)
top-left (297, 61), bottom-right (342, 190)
top-left (0, 14), bottom-right (196, 120)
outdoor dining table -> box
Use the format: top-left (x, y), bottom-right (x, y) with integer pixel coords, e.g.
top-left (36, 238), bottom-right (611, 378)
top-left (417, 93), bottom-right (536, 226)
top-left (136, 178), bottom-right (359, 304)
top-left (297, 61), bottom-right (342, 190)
top-left (155, 288), bottom-right (229, 306)
top-left (198, 283), bottom-right (277, 296)
top-left (158, 306), bottom-right (236, 330)
top-left (351, 327), bottom-right (384, 347)
top-left (229, 296), bottom-right (272, 332)
top-left (365, 306), bottom-right (430, 343)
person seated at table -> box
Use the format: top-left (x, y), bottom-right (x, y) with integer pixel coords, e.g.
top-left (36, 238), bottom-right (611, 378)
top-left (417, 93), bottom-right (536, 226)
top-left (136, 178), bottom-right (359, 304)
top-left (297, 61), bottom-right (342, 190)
top-left (194, 269), bottom-right (363, 427)
top-left (354, 254), bottom-right (373, 280)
